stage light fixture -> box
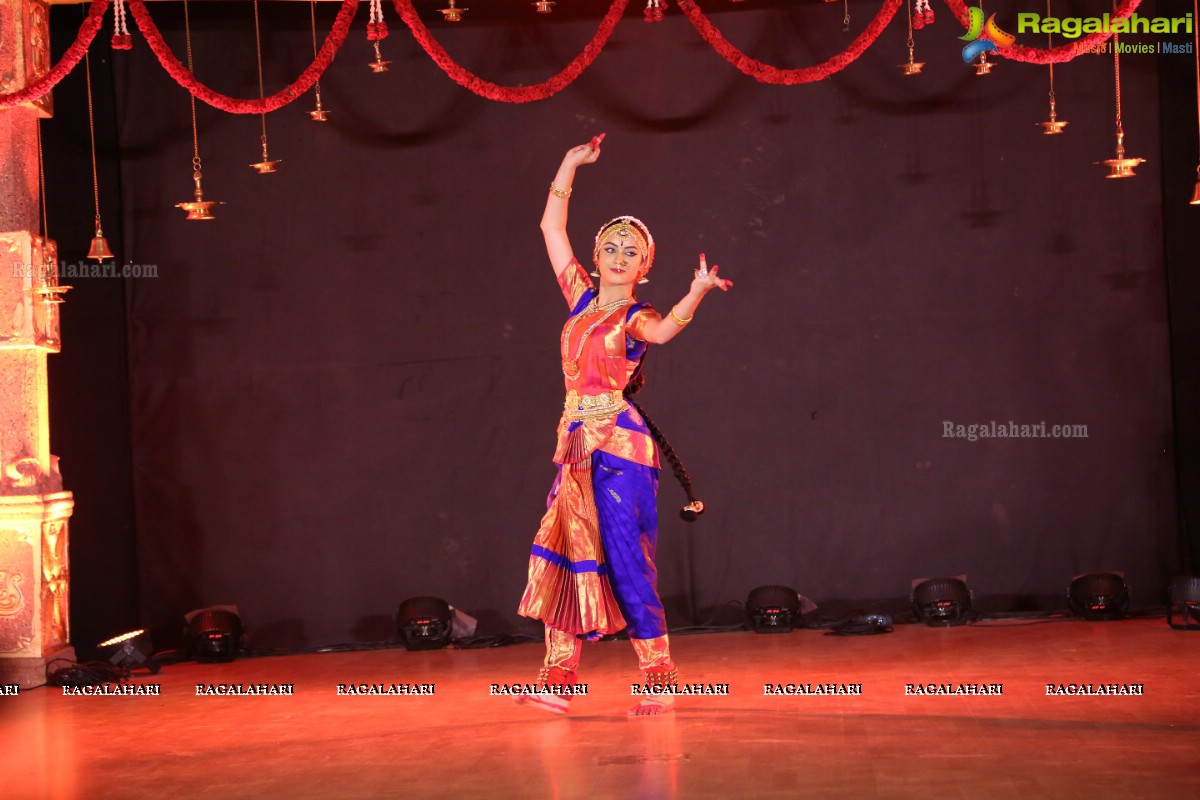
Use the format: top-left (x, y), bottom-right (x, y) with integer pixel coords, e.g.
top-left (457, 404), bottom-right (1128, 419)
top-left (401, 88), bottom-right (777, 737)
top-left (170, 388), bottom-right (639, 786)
top-left (97, 629), bottom-right (160, 673)
top-left (1067, 572), bottom-right (1129, 621)
top-left (911, 577), bottom-right (973, 626)
top-left (397, 596), bottom-right (453, 651)
top-left (186, 608), bottom-right (244, 663)
top-left (1167, 575), bottom-right (1200, 630)
top-left (746, 585), bottom-right (801, 633)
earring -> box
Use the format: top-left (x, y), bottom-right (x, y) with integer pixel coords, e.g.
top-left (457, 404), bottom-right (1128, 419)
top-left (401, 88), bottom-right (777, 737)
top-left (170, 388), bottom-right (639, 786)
top-left (637, 272), bottom-right (649, 284)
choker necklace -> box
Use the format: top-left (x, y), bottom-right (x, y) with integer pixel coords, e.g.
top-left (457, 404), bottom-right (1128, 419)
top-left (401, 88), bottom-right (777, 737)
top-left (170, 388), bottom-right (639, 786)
top-left (561, 297), bottom-right (632, 379)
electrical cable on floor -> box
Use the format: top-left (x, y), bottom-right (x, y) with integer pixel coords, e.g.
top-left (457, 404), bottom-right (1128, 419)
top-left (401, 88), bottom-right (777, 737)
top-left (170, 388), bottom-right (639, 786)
top-left (45, 658), bottom-right (131, 688)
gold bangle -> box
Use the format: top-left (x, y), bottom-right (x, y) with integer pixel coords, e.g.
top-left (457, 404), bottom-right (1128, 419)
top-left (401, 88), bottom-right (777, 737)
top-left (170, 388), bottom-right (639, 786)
top-left (669, 308), bottom-right (693, 326)
top-left (549, 182), bottom-right (572, 199)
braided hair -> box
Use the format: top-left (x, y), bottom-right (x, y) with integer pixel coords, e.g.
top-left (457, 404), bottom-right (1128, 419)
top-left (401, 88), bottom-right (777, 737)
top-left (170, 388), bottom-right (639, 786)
top-left (622, 361), bottom-right (705, 521)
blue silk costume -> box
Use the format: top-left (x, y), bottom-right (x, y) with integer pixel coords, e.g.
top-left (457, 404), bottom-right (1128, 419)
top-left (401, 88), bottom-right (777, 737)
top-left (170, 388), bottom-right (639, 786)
top-left (518, 260), bottom-right (671, 651)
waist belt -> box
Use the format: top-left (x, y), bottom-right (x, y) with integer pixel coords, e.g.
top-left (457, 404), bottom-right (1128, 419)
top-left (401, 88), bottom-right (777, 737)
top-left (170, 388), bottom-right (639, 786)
top-left (563, 390), bottom-right (627, 421)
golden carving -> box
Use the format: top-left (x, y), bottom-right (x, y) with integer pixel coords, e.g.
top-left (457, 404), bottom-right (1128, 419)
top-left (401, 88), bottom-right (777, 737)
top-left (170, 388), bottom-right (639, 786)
top-left (4, 458), bottom-right (40, 490)
top-left (29, 2), bottom-right (49, 79)
top-left (0, 2), bottom-right (14, 93)
top-left (0, 570), bottom-right (25, 616)
top-left (0, 0), bottom-right (52, 114)
top-left (41, 520), bottom-right (68, 646)
top-left (1, 231), bottom-right (62, 351)
top-left (33, 237), bottom-right (62, 348)
top-left (28, 0), bottom-right (52, 115)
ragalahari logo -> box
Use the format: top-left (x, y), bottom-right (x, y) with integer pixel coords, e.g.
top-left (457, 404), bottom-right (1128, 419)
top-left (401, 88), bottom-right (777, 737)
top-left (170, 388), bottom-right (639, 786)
top-left (960, 7), bottom-right (1016, 63)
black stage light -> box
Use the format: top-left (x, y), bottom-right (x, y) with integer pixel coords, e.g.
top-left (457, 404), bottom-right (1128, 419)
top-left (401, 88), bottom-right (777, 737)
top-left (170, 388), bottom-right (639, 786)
top-left (746, 585), bottom-right (801, 633)
top-left (397, 596), bottom-right (453, 650)
top-left (911, 577), bottom-right (973, 627)
top-left (1167, 575), bottom-right (1200, 630)
top-left (1068, 572), bottom-right (1129, 621)
top-left (97, 629), bottom-right (160, 673)
top-left (186, 608), bottom-right (244, 663)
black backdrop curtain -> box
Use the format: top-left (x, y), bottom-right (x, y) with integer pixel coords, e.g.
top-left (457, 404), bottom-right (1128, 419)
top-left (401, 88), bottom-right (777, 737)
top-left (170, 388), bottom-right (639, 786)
top-left (45, 0), bottom-right (1183, 650)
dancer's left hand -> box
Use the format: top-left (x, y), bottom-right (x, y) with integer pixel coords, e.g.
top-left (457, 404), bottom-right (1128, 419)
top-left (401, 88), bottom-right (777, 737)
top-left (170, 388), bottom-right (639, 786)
top-left (692, 253), bottom-right (733, 293)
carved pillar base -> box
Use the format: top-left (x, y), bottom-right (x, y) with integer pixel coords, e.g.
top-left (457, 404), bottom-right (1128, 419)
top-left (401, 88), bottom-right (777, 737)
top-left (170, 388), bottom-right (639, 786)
top-left (0, 492), bottom-right (74, 689)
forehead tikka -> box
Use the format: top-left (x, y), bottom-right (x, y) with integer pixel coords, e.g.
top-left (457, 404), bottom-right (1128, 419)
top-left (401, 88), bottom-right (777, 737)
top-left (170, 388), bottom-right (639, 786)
top-left (593, 215), bottom-right (655, 272)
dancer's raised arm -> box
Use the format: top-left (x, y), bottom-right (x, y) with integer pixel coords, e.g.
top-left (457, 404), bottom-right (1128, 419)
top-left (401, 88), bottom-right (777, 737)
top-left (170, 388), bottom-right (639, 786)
top-left (637, 253), bottom-right (734, 346)
top-left (519, 148), bottom-right (733, 718)
top-left (541, 134), bottom-right (604, 278)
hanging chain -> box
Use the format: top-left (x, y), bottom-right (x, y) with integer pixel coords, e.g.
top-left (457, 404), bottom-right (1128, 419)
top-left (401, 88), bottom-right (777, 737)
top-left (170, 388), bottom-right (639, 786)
top-left (37, 121), bottom-right (49, 239)
top-left (1046, 0), bottom-right (1055, 101)
top-left (84, 51), bottom-right (102, 228)
top-left (310, 0), bottom-right (323, 104)
top-left (906, 0), bottom-right (914, 55)
top-left (253, 0), bottom-right (268, 150)
top-left (1193, 0), bottom-right (1199, 177)
top-left (1113, 30), bottom-right (1123, 140)
top-left (183, 0), bottom-right (201, 172)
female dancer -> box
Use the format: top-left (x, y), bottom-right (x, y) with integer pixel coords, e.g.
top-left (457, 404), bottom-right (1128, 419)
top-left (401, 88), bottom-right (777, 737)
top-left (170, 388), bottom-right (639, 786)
top-left (517, 135), bottom-right (732, 716)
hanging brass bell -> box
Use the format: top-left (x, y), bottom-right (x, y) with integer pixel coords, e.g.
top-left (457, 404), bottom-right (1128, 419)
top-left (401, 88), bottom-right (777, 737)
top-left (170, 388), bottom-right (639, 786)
top-left (87, 227), bottom-right (114, 261)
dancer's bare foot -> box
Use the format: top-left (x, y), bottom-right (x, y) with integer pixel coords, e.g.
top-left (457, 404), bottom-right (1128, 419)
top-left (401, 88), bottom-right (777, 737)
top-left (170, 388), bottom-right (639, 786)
top-left (517, 692), bottom-right (570, 716)
top-left (627, 696), bottom-right (674, 716)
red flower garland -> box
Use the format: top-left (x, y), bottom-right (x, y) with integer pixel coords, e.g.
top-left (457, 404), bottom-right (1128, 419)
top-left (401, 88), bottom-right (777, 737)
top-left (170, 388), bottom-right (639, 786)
top-left (126, 0), bottom-right (358, 114)
top-left (0, 0), bottom-right (109, 109)
top-left (0, 0), bottom-right (1154, 115)
top-left (942, 0), bottom-right (1144, 65)
top-left (392, 0), bottom-right (629, 103)
top-left (677, 0), bottom-right (903, 85)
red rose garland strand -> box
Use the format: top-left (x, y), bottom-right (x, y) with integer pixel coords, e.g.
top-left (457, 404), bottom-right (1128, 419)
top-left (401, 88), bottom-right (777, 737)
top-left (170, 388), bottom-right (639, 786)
top-left (0, 0), bottom-right (108, 109)
top-left (942, 0), bottom-right (1143, 64)
top-left (0, 0), bottom-right (1154, 113)
top-left (392, 0), bottom-right (629, 103)
top-left (676, 0), bottom-right (903, 85)
top-left (126, 0), bottom-right (358, 114)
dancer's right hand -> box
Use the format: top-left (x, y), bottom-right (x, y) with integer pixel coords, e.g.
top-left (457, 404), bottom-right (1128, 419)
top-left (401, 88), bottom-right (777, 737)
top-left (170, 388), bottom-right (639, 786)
top-left (562, 133), bottom-right (605, 168)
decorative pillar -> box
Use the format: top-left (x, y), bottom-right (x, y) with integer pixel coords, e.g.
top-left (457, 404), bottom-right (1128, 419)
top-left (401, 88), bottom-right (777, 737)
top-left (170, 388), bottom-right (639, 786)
top-left (0, 0), bottom-right (77, 689)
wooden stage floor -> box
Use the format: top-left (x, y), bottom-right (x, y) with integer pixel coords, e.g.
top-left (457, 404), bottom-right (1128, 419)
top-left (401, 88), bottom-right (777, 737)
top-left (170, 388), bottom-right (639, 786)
top-left (2, 617), bottom-right (1197, 799)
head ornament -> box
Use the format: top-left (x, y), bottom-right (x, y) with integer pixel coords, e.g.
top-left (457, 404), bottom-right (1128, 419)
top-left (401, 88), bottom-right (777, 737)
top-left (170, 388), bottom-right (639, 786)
top-left (593, 215), bottom-right (654, 282)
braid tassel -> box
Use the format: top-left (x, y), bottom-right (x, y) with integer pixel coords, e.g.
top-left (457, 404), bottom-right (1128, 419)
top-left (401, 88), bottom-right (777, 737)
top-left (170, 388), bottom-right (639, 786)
top-left (623, 391), bottom-right (705, 521)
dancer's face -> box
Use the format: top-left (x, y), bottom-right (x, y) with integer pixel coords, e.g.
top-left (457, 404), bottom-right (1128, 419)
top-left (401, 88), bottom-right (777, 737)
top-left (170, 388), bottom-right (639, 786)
top-left (595, 233), bottom-right (645, 286)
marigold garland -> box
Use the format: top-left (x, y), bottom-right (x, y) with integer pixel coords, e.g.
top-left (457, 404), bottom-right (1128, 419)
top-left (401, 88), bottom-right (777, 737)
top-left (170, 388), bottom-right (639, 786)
top-left (678, 0), bottom-right (902, 85)
top-left (126, 0), bottom-right (358, 114)
top-left (392, 0), bottom-right (629, 102)
top-left (0, 0), bottom-right (108, 109)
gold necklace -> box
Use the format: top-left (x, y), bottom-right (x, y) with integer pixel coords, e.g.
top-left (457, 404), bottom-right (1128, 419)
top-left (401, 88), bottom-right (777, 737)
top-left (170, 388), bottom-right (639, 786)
top-left (561, 297), bottom-right (632, 378)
